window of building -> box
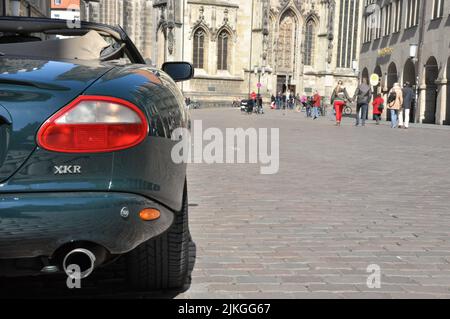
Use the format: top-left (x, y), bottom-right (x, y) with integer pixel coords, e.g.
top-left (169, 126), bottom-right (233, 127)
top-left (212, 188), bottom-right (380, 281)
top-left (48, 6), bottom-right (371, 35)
top-left (217, 30), bottom-right (229, 71)
top-left (193, 29), bottom-right (206, 69)
top-left (337, 0), bottom-right (360, 68)
top-left (277, 12), bottom-right (296, 70)
top-left (393, 0), bottom-right (402, 33)
top-left (55, 0), bottom-right (62, 5)
top-left (406, 0), bottom-right (420, 28)
top-left (377, 9), bottom-right (382, 39)
top-left (432, 0), bottom-right (444, 19)
top-left (382, 3), bottom-right (392, 36)
top-left (303, 20), bottom-right (315, 66)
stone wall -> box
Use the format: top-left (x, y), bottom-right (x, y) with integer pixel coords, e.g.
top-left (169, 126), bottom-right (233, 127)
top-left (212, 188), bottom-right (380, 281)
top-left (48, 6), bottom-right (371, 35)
top-left (0, 0), bottom-right (50, 17)
top-left (80, 0), bottom-right (153, 59)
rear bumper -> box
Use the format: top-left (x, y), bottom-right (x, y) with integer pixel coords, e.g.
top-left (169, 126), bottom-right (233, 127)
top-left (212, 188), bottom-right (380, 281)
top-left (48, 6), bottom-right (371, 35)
top-left (0, 192), bottom-right (174, 259)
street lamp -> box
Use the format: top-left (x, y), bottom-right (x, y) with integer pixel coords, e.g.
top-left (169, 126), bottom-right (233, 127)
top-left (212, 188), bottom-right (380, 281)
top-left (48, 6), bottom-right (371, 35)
top-left (409, 43), bottom-right (419, 63)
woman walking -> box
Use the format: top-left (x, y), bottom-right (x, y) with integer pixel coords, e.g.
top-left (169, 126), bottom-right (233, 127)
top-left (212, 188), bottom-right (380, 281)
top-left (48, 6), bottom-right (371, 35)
top-left (331, 80), bottom-right (351, 126)
top-left (387, 83), bottom-right (403, 128)
top-left (372, 94), bottom-right (384, 125)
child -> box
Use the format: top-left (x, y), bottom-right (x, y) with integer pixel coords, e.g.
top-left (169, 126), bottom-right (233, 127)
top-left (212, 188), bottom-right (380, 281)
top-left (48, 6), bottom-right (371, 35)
top-left (372, 94), bottom-right (384, 125)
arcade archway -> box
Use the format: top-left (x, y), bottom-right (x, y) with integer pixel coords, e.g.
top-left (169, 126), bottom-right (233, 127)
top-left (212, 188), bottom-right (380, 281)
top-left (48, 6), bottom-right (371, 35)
top-left (404, 59), bottom-right (417, 123)
top-left (361, 68), bottom-right (369, 82)
top-left (423, 57), bottom-right (439, 124)
top-left (387, 62), bottom-right (398, 90)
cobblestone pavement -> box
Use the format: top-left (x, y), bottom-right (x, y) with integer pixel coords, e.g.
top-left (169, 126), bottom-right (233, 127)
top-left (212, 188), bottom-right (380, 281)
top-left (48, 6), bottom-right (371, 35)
top-left (178, 108), bottom-right (450, 299)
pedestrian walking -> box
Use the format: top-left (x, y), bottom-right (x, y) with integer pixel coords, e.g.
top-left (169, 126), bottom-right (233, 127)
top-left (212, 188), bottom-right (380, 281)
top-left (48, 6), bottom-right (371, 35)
top-left (276, 92), bottom-right (281, 109)
top-left (400, 82), bottom-right (415, 129)
top-left (250, 91), bottom-right (257, 112)
top-left (372, 94), bottom-right (384, 125)
top-left (331, 80), bottom-right (351, 126)
top-left (387, 83), bottom-right (403, 128)
top-left (270, 94), bottom-right (276, 109)
top-left (353, 78), bottom-right (372, 127)
top-left (312, 91), bottom-right (321, 120)
top-left (305, 96), bottom-right (312, 118)
top-left (282, 93), bottom-right (287, 110)
top-left (257, 94), bottom-right (264, 114)
top-left (295, 93), bottom-right (300, 110)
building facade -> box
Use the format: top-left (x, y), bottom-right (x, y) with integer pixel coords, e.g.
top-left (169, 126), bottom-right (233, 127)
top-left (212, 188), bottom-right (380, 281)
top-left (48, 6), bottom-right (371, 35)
top-left (154, 0), bottom-right (363, 106)
top-left (359, 0), bottom-right (450, 125)
top-left (80, 0), bottom-right (363, 106)
top-left (1, 0), bottom-right (50, 17)
top-left (51, 0), bottom-right (80, 21)
top-left (80, 0), bottom-right (154, 60)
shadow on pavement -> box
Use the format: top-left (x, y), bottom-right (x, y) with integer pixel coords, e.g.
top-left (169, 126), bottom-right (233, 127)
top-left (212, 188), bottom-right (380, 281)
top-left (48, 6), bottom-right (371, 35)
top-left (0, 241), bottom-right (196, 299)
top-left (0, 270), bottom-right (184, 299)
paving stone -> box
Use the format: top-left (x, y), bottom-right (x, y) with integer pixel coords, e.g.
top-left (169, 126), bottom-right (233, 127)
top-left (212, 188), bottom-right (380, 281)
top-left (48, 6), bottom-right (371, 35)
top-left (182, 109), bottom-right (450, 299)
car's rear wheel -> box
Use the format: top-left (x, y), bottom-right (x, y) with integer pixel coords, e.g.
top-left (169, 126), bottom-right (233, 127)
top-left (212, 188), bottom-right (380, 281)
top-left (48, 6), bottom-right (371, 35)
top-left (126, 184), bottom-right (192, 290)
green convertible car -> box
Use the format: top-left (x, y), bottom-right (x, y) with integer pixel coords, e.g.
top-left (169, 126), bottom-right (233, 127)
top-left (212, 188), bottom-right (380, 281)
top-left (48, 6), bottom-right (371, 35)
top-left (0, 17), bottom-right (195, 290)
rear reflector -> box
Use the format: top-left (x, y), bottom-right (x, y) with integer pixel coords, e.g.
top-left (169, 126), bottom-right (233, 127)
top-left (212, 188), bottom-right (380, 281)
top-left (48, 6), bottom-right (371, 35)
top-left (37, 96), bottom-right (148, 153)
top-left (139, 208), bottom-right (161, 221)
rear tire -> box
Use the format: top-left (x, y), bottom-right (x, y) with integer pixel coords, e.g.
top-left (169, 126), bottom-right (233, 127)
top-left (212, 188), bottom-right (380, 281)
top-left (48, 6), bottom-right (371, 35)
top-left (126, 184), bottom-right (192, 290)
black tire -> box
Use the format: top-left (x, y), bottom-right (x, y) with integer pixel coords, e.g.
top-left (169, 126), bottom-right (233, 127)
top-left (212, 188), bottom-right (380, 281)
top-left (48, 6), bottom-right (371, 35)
top-left (126, 184), bottom-right (191, 290)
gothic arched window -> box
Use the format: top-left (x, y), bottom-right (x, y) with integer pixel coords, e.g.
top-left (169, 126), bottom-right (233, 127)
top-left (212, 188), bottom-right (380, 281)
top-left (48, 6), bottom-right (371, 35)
top-left (217, 30), bottom-right (230, 71)
top-left (303, 20), bottom-right (315, 66)
top-left (193, 29), bottom-right (206, 69)
top-left (277, 11), bottom-right (296, 71)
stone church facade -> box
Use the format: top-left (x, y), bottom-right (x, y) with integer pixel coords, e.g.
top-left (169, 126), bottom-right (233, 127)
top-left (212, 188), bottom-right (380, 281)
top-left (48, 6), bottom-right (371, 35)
top-left (80, 0), bottom-right (154, 59)
top-left (81, 0), bottom-right (363, 106)
top-left (153, 0), bottom-right (364, 106)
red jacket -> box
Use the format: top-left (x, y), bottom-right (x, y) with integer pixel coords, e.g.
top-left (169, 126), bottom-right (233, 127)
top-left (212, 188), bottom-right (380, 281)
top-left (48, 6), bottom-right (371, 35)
top-left (313, 94), bottom-right (321, 107)
top-left (373, 97), bottom-right (384, 115)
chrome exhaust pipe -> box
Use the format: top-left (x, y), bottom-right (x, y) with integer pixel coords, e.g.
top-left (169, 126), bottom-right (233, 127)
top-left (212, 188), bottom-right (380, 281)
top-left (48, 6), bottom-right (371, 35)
top-left (62, 246), bottom-right (107, 279)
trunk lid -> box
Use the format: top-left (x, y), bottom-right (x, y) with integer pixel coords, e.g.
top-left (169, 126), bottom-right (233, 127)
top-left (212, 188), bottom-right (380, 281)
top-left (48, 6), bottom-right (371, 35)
top-left (0, 57), bottom-right (113, 183)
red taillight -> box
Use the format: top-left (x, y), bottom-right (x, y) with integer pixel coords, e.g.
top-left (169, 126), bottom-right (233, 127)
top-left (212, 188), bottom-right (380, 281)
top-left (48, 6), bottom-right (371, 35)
top-left (37, 96), bottom-right (148, 153)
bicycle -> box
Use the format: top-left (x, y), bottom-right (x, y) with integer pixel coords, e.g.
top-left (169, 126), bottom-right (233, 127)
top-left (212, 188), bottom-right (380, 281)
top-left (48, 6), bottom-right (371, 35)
top-left (343, 103), bottom-right (353, 116)
top-left (343, 105), bottom-right (353, 116)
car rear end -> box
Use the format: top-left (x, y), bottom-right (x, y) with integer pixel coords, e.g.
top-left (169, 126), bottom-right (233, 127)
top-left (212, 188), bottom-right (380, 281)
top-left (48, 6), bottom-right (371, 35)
top-left (0, 57), bottom-right (169, 271)
top-left (0, 62), bottom-right (193, 292)
top-left (0, 18), bottom-right (194, 291)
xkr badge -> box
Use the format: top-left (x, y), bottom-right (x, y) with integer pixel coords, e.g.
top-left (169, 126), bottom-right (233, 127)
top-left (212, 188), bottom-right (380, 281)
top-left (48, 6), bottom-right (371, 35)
top-left (54, 165), bottom-right (82, 175)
